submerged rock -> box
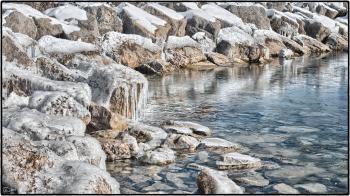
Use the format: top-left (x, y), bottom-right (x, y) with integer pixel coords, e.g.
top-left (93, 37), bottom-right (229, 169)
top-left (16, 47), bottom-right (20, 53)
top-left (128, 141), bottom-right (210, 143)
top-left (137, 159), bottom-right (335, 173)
top-left (236, 172), bottom-right (269, 187)
top-left (197, 168), bottom-right (244, 194)
top-left (273, 183), bottom-right (300, 194)
top-left (295, 183), bottom-right (327, 193)
top-left (140, 147), bottom-right (176, 165)
top-left (198, 138), bottom-right (240, 152)
top-left (216, 152), bottom-right (262, 170)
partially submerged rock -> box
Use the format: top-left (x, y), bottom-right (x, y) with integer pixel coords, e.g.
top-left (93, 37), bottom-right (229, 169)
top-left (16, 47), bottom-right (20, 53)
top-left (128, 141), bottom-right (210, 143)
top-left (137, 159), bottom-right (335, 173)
top-left (140, 147), bottom-right (176, 165)
top-left (197, 168), bottom-right (244, 194)
top-left (163, 134), bottom-right (200, 152)
top-left (162, 120), bottom-right (212, 137)
top-left (128, 122), bottom-right (168, 143)
top-left (273, 183), bottom-right (300, 194)
top-left (198, 138), bottom-right (240, 152)
top-left (295, 183), bottom-right (327, 193)
top-left (206, 52), bottom-right (234, 66)
top-left (216, 152), bottom-right (262, 170)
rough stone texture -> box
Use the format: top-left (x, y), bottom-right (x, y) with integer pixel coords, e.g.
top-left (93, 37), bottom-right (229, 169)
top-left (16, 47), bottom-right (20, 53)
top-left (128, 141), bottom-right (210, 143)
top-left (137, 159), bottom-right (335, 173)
top-left (140, 147), bottom-right (176, 165)
top-left (2, 127), bottom-right (120, 194)
top-left (162, 120), bottom-right (212, 137)
top-left (101, 32), bottom-right (162, 68)
top-left (223, 3), bottom-right (271, 30)
top-left (197, 168), bottom-right (244, 194)
top-left (28, 91), bottom-right (91, 124)
top-left (206, 52), bottom-right (233, 66)
top-left (135, 60), bottom-right (173, 75)
top-left (96, 137), bottom-right (132, 161)
top-left (192, 32), bottom-right (216, 53)
top-left (3, 11), bottom-right (38, 39)
top-left (266, 2), bottom-right (287, 11)
top-left (296, 35), bottom-right (331, 54)
top-left (33, 17), bottom-right (64, 40)
top-left (268, 10), bottom-right (299, 38)
top-left (87, 104), bottom-right (128, 132)
top-left (303, 19), bottom-right (331, 42)
top-left (22, 2), bottom-right (59, 12)
top-left (316, 3), bottom-right (339, 19)
top-left (325, 32), bottom-right (348, 51)
top-left (184, 10), bottom-right (221, 40)
top-left (216, 152), bottom-right (262, 170)
top-left (2, 32), bottom-right (34, 67)
top-left (273, 183), bottom-right (300, 194)
top-left (198, 138), bottom-right (241, 152)
top-left (128, 122), bottom-right (168, 143)
top-left (143, 3), bottom-right (187, 36)
top-left (163, 134), bottom-right (200, 152)
top-left (253, 30), bottom-right (287, 58)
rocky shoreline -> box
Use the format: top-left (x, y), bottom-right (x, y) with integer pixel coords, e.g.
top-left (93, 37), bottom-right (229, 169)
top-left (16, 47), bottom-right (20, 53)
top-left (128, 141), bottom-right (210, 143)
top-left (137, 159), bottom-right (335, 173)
top-left (2, 2), bottom-right (348, 194)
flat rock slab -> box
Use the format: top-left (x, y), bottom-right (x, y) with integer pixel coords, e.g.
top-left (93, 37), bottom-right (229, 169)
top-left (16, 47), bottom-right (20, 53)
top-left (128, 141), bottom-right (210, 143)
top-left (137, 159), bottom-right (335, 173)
top-left (198, 138), bottom-right (240, 152)
top-left (162, 120), bottom-right (212, 136)
top-left (273, 183), bottom-right (300, 194)
top-left (216, 152), bottom-right (262, 170)
top-left (141, 147), bottom-right (176, 165)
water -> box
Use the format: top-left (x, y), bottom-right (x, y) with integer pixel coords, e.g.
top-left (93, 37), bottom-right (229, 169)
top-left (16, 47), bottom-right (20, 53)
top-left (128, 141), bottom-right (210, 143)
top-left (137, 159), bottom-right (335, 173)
top-left (108, 53), bottom-right (348, 194)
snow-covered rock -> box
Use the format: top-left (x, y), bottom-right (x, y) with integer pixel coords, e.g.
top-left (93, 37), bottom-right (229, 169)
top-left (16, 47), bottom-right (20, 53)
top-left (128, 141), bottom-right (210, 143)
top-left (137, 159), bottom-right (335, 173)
top-left (140, 147), bottom-right (176, 165)
top-left (279, 48), bottom-right (294, 59)
top-left (296, 34), bottom-right (331, 54)
top-left (267, 9), bottom-right (299, 38)
top-left (216, 152), bottom-right (262, 170)
top-left (3, 10), bottom-right (38, 39)
top-left (325, 32), bottom-right (348, 51)
top-left (192, 32), bottom-right (216, 53)
top-left (163, 134), bottom-right (199, 152)
top-left (198, 138), bottom-right (241, 152)
top-left (128, 121), bottom-right (168, 143)
top-left (45, 4), bottom-right (87, 21)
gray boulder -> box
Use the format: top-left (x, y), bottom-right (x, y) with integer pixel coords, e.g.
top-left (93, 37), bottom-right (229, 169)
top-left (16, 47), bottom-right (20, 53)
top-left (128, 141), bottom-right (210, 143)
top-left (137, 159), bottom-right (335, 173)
top-left (140, 147), bottom-right (176, 165)
top-left (3, 11), bottom-right (38, 39)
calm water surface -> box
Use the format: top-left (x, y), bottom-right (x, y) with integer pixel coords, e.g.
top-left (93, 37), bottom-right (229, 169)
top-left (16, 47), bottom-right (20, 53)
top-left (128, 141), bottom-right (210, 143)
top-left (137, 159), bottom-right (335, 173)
top-left (108, 53), bottom-right (348, 194)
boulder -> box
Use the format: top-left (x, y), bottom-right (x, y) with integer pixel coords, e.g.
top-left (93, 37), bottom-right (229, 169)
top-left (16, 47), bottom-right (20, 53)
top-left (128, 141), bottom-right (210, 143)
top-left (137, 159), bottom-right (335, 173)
top-left (197, 168), bottom-right (244, 194)
top-left (87, 104), bottom-right (128, 132)
top-left (162, 120), bottom-right (212, 137)
top-left (3, 11), bottom-right (38, 39)
top-left (22, 2), bottom-right (59, 12)
top-left (267, 9), bottom-right (299, 38)
top-left (206, 52), bottom-right (233, 66)
top-left (172, 2), bottom-right (200, 12)
top-left (28, 91), bottom-right (91, 124)
top-left (183, 9), bottom-right (221, 40)
top-left (33, 17), bottom-right (65, 39)
top-left (279, 48), bottom-right (294, 59)
top-left (325, 32), bottom-right (348, 51)
top-left (198, 138), bottom-right (240, 152)
top-left (327, 2), bottom-right (348, 17)
top-left (216, 152), bottom-right (262, 170)
top-left (165, 36), bottom-right (207, 67)
top-left (253, 30), bottom-right (286, 58)
top-left (316, 3), bottom-right (339, 19)
top-left (222, 3), bottom-right (270, 29)
top-left (192, 32), bottom-right (216, 53)
top-left (95, 138), bottom-right (132, 161)
top-left (296, 35), bottom-right (331, 54)
top-left (118, 3), bottom-right (171, 42)
top-left (101, 32), bottom-right (162, 68)
top-left (143, 3), bottom-right (187, 36)
top-left (140, 147), bottom-right (176, 165)
top-left (135, 60), bottom-right (172, 75)
top-left (163, 134), bottom-right (200, 152)
top-left (266, 2), bottom-right (288, 11)
top-left (127, 122), bottom-right (168, 143)
top-left (303, 19), bottom-right (331, 42)
top-left (295, 183), bottom-right (327, 193)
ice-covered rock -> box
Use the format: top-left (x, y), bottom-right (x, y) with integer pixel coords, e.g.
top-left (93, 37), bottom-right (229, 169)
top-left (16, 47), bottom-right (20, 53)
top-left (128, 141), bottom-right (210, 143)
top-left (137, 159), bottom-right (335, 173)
top-left (3, 10), bottom-right (38, 39)
top-left (163, 134), bottom-right (200, 152)
top-left (279, 48), bottom-right (294, 59)
top-left (197, 168), bottom-right (244, 194)
top-left (267, 9), bottom-right (299, 38)
top-left (143, 3), bottom-right (186, 36)
top-left (315, 3), bottom-right (339, 19)
top-left (117, 3), bottom-right (171, 41)
top-left (162, 120), bottom-right (212, 137)
top-left (295, 34), bottom-right (330, 54)
top-left (128, 121), bottom-right (168, 143)
top-left (266, 2), bottom-right (288, 11)
top-left (216, 152), bottom-right (262, 170)
top-left (198, 138), bottom-right (240, 152)
top-left (164, 35), bottom-right (206, 67)
top-left (221, 3), bottom-right (270, 29)
top-left (28, 91), bottom-right (91, 124)
top-left (134, 60), bottom-right (172, 75)
top-left (206, 52), bottom-right (234, 66)
top-left (87, 104), bottom-right (128, 132)
top-left (325, 32), bottom-right (348, 51)
top-left (2, 92), bottom-right (29, 108)
top-left (183, 9), bottom-right (221, 40)
top-left (191, 32), bottom-right (216, 53)
top-left (253, 29), bottom-right (287, 57)
top-left (303, 19), bottom-right (331, 42)
top-left (172, 2), bottom-right (200, 12)
top-left (101, 32), bottom-right (162, 68)
top-left (45, 4), bottom-right (87, 21)
top-left (140, 147), bottom-right (176, 165)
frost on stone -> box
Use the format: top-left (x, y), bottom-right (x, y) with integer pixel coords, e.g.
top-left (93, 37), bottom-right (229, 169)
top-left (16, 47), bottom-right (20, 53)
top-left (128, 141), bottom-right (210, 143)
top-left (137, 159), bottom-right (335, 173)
top-left (201, 3), bottom-right (245, 28)
top-left (38, 35), bottom-right (98, 54)
top-left (218, 27), bottom-right (255, 46)
top-left (192, 32), bottom-right (216, 53)
top-left (44, 4), bottom-right (87, 21)
top-left (2, 92), bottom-right (29, 108)
top-left (147, 3), bottom-right (184, 21)
top-left (182, 9), bottom-right (217, 23)
top-left (165, 35), bottom-right (200, 49)
top-left (180, 2), bottom-right (200, 10)
top-left (3, 3), bottom-right (80, 34)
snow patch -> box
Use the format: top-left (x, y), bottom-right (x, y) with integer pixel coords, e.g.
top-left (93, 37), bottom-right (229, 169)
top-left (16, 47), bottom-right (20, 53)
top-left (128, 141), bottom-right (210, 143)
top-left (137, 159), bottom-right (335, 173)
top-left (44, 4), bottom-right (87, 21)
top-left (183, 9), bottom-right (217, 23)
top-left (166, 36), bottom-right (200, 49)
top-left (201, 3), bottom-right (245, 27)
top-left (147, 3), bottom-right (184, 20)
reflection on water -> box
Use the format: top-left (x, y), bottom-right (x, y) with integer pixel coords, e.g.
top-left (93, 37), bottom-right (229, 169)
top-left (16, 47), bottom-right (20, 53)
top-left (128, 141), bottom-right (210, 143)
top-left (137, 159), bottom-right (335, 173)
top-left (110, 53), bottom-right (348, 194)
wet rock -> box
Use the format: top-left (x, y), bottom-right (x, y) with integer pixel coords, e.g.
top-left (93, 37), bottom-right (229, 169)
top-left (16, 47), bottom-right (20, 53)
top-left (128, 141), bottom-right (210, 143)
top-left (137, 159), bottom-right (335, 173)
top-left (143, 3), bottom-right (187, 36)
top-left (295, 183), bottom-right (327, 193)
top-left (296, 34), bottom-right (331, 54)
top-left (165, 172), bottom-right (190, 189)
top-left (192, 32), bottom-right (216, 53)
top-left (223, 3), bottom-right (270, 29)
top-left (236, 172), bottom-right (269, 187)
top-left (3, 107), bottom-right (85, 140)
top-left (273, 183), bottom-right (300, 194)
top-left (198, 138), bottom-right (240, 152)
top-left (183, 9), bottom-right (221, 40)
top-left (28, 91), bottom-right (91, 124)
top-left (187, 163), bottom-right (212, 171)
top-left (279, 48), bottom-right (294, 59)
top-left (140, 147), bottom-right (176, 165)
top-left (206, 52), bottom-right (233, 66)
top-left (3, 11), bottom-right (37, 39)
top-left (118, 3), bottom-right (171, 42)
top-left (128, 122), bottom-right (168, 143)
top-left (216, 152), bottom-right (262, 170)
top-left (325, 32), bottom-right (348, 51)
top-left (266, 164), bottom-right (325, 180)
top-left (196, 151), bottom-right (209, 162)
top-left (135, 60), bottom-right (172, 75)
top-left (197, 168), bottom-right (244, 194)
top-left (163, 134), bottom-right (199, 152)
top-left (275, 125), bottom-right (319, 133)
top-left (162, 120), bottom-right (212, 137)
top-left (101, 32), bottom-right (162, 68)
top-left (143, 181), bottom-right (175, 192)
top-left (164, 36), bottom-right (206, 67)
top-left (87, 104), bottom-right (128, 132)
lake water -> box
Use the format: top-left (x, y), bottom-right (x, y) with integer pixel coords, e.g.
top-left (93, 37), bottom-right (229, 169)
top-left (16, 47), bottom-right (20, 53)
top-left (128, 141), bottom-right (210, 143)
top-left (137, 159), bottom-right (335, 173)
top-left (108, 53), bottom-right (348, 194)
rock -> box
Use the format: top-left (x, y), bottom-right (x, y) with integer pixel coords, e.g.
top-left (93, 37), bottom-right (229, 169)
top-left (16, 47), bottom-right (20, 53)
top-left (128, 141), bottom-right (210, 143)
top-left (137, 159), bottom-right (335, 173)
top-left (163, 134), bottom-right (199, 152)
top-left (187, 163), bottom-right (212, 171)
top-left (165, 36), bottom-right (207, 67)
top-left (143, 3), bottom-right (187, 36)
top-left (22, 2), bottom-right (59, 12)
top-left (296, 35), bottom-right (331, 54)
top-left (28, 91), bottom-right (91, 124)
top-left (253, 30), bottom-right (286, 58)
top-left (162, 120), bottom-right (212, 136)
top-left (197, 168), bottom-right (244, 194)
top-left (101, 32), bottom-right (162, 68)
top-left (328, 2), bottom-right (348, 17)
top-left (140, 147), bottom-right (176, 165)
top-left (185, 61), bottom-right (217, 71)
top-left (279, 48), bottom-right (294, 59)
top-left (183, 9), bottom-right (221, 40)
top-left (267, 9), bottom-right (299, 38)
top-left (122, 134), bottom-right (140, 156)
top-left (295, 183), bottom-right (327, 193)
top-left (3, 11), bottom-right (37, 39)
top-left (198, 138), bottom-right (240, 152)
top-left (87, 104), bottom-right (128, 132)
top-left (273, 183), bottom-right (300, 194)
top-left (236, 172), bottom-right (269, 187)
top-left (316, 3), bottom-right (339, 19)
top-left (266, 2), bottom-right (288, 11)
top-left (325, 32), bottom-right (348, 51)
top-left (162, 125), bottom-right (192, 135)
top-left (3, 107), bottom-right (85, 140)
top-left (206, 52), bottom-right (233, 66)
top-left (128, 122), bottom-right (168, 143)
top-left (96, 137), bottom-right (132, 161)
top-left (196, 151), bottom-right (209, 162)
top-left (66, 135), bottom-right (107, 170)
top-left (303, 19), bottom-right (331, 42)
top-left (165, 172), bottom-right (190, 190)
top-left (280, 36), bottom-right (306, 56)
top-left (33, 17), bottom-right (64, 39)
top-left (216, 152), bottom-right (262, 170)
top-left (2, 128), bottom-right (120, 194)
top-left (192, 32), bottom-right (216, 53)
top-left (222, 3), bottom-right (270, 29)
top-left (118, 3), bottom-right (171, 42)
top-left (135, 60), bottom-right (172, 75)
top-left (170, 2), bottom-right (200, 12)
top-left (2, 92), bottom-right (29, 108)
